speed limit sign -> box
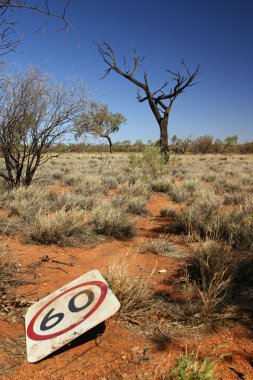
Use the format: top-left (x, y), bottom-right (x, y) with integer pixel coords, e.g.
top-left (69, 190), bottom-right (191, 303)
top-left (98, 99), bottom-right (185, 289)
top-left (25, 270), bottom-right (120, 363)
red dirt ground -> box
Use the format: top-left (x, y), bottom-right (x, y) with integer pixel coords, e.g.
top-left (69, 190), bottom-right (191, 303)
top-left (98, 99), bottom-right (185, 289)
top-left (0, 192), bottom-right (253, 379)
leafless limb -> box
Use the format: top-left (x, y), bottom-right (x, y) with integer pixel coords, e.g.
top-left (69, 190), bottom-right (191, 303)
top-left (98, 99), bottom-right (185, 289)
top-left (0, 0), bottom-right (71, 57)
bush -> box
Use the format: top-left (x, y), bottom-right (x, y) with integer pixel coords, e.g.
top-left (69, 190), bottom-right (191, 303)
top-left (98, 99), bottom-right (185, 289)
top-left (27, 208), bottom-right (96, 247)
top-left (6, 186), bottom-right (56, 222)
top-left (174, 192), bottom-right (222, 240)
top-left (151, 177), bottom-right (174, 193)
top-left (219, 207), bottom-right (253, 250)
top-left (91, 203), bottom-right (136, 239)
top-left (141, 145), bottom-right (165, 177)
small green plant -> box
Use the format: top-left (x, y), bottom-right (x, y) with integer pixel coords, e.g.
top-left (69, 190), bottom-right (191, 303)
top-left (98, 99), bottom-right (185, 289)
top-left (168, 350), bottom-right (217, 380)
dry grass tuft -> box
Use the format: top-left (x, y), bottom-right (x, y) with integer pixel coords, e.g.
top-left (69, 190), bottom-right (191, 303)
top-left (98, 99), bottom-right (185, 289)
top-left (182, 241), bottom-right (236, 324)
top-left (104, 258), bottom-right (161, 323)
top-left (141, 236), bottom-right (181, 257)
top-left (91, 203), bottom-right (136, 239)
top-left (27, 208), bottom-right (96, 247)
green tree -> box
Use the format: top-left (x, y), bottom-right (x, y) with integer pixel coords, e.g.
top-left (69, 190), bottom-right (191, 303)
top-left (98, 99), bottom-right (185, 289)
top-left (225, 135), bottom-right (238, 146)
top-left (75, 102), bottom-right (126, 153)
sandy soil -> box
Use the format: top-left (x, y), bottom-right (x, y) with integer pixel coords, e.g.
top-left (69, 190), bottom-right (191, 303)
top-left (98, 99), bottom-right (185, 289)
top-left (0, 191), bottom-right (253, 379)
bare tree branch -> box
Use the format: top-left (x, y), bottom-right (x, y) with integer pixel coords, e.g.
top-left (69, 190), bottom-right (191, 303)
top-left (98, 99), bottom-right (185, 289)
top-left (0, 0), bottom-right (71, 58)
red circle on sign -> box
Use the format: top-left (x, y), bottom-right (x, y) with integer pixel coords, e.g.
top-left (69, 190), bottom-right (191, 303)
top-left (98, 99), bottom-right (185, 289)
top-left (27, 281), bottom-right (107, 341)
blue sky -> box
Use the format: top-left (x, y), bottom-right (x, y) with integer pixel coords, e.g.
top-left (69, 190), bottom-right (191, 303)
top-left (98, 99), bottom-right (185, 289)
top-left (4, 0), bottom-right (253, 143)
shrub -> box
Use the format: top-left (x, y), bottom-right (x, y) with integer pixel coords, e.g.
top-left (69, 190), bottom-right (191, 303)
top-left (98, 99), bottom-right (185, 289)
top-left (174, 192), bottom-right (222, 240)
top-left (141, 145), bottom-right (165, 177)
top-left (160, 207), bottom-right (177, 218)
top-left (6, 186), bottom-right (56, 222)
top-left (219, 207), bottom-right (253, 250)
top-left (27, 208), bottom-right (96, 247)
top-left (91, 203), bottom-right (136, 239)
top-left (151, 177), bottom-right (174, 193)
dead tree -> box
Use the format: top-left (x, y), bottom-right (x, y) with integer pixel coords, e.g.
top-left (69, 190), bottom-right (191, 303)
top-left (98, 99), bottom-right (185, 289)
top-left (96, 41), bottom-right (199, 160)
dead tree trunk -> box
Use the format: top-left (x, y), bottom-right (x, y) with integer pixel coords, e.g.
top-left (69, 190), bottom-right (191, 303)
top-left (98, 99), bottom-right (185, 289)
top-left (159, 116), bottom-right (169, 158)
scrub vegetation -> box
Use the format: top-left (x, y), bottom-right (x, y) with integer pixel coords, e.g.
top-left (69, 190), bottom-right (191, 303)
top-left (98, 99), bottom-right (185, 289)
top-left (0, 151), bottom-right (252, 379)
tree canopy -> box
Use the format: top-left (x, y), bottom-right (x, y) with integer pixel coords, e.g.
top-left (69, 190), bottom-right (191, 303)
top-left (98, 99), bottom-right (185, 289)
top-left (75, 101), bottom-right (126, 153)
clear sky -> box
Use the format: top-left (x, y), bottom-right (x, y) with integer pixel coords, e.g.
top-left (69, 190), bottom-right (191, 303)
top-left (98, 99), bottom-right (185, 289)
top-left (4, 0), bottom-right (253, 143)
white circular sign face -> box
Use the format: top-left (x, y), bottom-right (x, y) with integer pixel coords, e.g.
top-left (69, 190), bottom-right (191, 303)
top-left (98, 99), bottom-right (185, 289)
top-left (25, 270), bottom-right (121, 363)
top-left (27, 281), bottom-right (107, 341)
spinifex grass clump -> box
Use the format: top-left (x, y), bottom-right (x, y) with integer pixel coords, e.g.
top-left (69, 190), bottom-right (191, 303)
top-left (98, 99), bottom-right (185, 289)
top-left (160, 207), bottom-right (177, 218)
top-left (173, 191), bottom-right (222, 240)
top-left (91, 202), bottom-right (136, 239)
top-left (27, 208), bottom-right (96, 247)
top-left (183, 241), bottom-right (235, 324)
top-left (151, 177), bottom-right (174, 193)
top-left (219, 206), bottom-right (253, 250)
top-left (6, 185), bottom-right (57, 222)
top-left (141, 236), bottom-right (181, 257)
